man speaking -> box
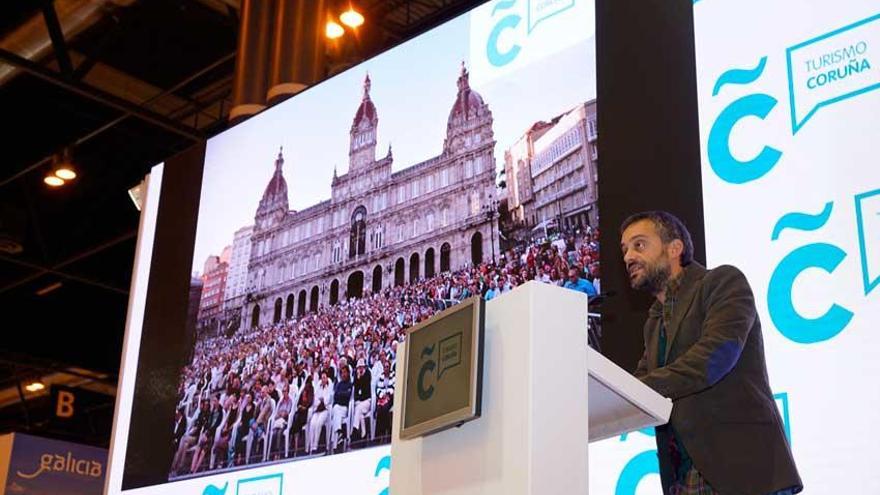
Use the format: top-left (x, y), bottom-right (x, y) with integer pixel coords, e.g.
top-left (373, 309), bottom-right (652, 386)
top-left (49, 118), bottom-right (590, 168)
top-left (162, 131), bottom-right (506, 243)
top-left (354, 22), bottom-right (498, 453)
top-left (620, 211), bottom-right (802, 495)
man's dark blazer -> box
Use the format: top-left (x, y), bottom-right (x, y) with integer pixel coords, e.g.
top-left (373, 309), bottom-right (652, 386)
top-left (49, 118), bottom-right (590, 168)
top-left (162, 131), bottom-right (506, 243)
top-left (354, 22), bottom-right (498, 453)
top-left (634, 262), bottom-right (802, 495)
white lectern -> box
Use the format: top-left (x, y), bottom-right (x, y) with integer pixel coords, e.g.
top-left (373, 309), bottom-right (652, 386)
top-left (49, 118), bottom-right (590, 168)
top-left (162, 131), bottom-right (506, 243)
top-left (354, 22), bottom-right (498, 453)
top-left (390, 281), bottom-right (672, 494)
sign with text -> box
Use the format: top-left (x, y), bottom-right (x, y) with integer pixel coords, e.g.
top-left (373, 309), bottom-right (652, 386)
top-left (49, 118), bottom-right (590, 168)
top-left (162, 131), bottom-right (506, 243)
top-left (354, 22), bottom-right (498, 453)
top-left (3, 433), bottom-right (107, 495)
top-left (49, 385), bottom-right (114, 440)
top-left (690, 1), bottom-right (880, 493)
top-left (401, 297), bottom-right (485, 439)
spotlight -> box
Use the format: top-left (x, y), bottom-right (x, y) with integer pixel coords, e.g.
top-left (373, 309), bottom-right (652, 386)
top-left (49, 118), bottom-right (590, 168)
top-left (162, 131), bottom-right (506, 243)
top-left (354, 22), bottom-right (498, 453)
top-left (25, 381), bottom-right (45, 393)
top-left (46, 147), bottom-right (77, 186)
top-left (340, 8), bottom-right (364, 28)
top-left (44, 175), bottom-right (65, 187)
top-left (55, 167), bottom-right (77, 180)
top-left (326, 20), bottom-right (345, 39)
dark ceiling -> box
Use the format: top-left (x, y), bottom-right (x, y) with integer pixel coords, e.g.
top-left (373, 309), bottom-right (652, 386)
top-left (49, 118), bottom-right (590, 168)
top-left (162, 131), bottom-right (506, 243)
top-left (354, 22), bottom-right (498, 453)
top-left (0, 0), bottom-right (482, 443)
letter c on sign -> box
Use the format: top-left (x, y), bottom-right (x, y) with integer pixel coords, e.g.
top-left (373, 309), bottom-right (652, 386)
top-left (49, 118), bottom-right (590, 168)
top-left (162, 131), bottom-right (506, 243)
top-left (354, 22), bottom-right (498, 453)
top-left (417, 360), bottom-right (436, 401)
top-left (615, 450), bottom-right (660, 495)
top-left (56, 390), bottom-right (75, 418)
top-left (707, 93), bottom-right (782, 184)
top-left (768, 243), bottom-right (854, 343)
top-left (487, 15), bottom-right (522, 67)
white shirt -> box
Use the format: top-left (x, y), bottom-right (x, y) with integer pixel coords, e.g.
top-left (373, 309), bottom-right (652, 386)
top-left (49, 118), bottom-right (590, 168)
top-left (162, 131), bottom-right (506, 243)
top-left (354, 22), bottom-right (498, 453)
top-left (312, 380), bottom-right (334, 413)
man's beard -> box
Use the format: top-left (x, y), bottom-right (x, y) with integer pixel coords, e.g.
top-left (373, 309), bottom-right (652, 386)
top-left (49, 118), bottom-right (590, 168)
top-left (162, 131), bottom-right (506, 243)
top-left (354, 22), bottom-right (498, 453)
top-left (630, 259), bottom-right (671, 295)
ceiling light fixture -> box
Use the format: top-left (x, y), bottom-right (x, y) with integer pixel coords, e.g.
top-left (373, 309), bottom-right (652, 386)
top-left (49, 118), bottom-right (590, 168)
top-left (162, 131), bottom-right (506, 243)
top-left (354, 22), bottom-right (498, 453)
top-left (45, 147), bottom-right (77, 187)
top-left (44, 175), bottom-right (65, 187)
top-left (55, 167), bottom-right (77, 180)
top-left (340, 8), bottom-right (364, 28)
top-left (24, 381), bottom-right (45, 393)
top-left (326, 20), bottom-right (345, 39)
top-left (55, 147), bottom-right (77, 179)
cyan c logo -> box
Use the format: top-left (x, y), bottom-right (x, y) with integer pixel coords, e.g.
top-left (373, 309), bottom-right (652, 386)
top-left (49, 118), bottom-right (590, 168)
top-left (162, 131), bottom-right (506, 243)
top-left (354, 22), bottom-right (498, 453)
top-left (707, 93), bottom-right (782, 184)
top-left (615, 450), bottom-right (660, 495)
top-left (417, 344), bottom-right (436, 401)
top-left (487, 14), bottom-right (522, 67)
top-left (768, 243), bottom-right (854, 343)
top-left (202, 482), bottom-right (228, 495)
top-left (374, 455), bottom-right (391, 495)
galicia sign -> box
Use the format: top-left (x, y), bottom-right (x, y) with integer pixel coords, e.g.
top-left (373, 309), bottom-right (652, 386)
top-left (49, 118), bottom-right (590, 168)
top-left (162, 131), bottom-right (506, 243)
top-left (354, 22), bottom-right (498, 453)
top-left (2, 433), bottom-right (107, 495)
top-left (16, 451), bottom-right (103, 479)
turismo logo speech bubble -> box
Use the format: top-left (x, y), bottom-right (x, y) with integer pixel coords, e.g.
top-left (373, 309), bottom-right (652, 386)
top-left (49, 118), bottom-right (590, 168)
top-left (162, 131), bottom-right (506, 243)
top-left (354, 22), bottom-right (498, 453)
top-left (855, 188), bottom-right (880, 296)
top-left (437, 333), bottom-right (463, 379)
top-left (528, 0), bottom-right (575, 33)
top-left (786, 13), bottom-right (880, 134)
top-left (236, 473), bottom-right (282, 495)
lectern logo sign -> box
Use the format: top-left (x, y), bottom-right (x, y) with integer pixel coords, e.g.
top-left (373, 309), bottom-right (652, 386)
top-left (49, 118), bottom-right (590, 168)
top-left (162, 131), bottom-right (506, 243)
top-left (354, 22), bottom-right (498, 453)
top-left (417, 332), bottom-right (464, 401)
top-left (402, 296), bottom-right (482, 439)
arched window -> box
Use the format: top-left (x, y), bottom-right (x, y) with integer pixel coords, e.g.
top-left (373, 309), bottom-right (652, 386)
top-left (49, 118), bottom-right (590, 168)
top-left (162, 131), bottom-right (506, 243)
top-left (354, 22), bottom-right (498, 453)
top-left (350, 206), bottom-right (367, 259)
top-left (273, 298), bottom-right (283, 323)
top-left (372, 265), bottom-right (383, 293)
top-left (251, 305), bottom-right (260, 328)
top-left (471, 232), bottom-right (483, 266)
top-left (409, 252), bottom-right (420, 283)
top-left (309, 286), bottom-right (319, 312)
top-left (425, 248), bottom-right (435, 278)
top-left (440, 243), bottom-right (451, 272)
top-left (394, 258), bottom-right (405, 287)
top-left (330, 279), bottom-right (339, 306)
top-left (297, 290), bottom-right (307, 317)
top-left (285, 294), bottom-right (294, 319)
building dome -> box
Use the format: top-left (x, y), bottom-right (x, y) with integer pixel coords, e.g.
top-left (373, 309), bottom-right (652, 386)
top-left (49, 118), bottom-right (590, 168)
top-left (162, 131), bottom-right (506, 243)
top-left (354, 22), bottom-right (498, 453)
top-left (256, 147), bottom-right (289, 230)
top-left (352, 73), bottom-right (378, 129)
top-left (261, 148), bottom-right (288, 204)
top-left (447, 63), bottom-right (486, 126)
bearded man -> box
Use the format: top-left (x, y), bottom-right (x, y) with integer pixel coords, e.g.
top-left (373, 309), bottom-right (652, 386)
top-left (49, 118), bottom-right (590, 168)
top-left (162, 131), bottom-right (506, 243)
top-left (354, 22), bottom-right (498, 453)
top-left (620, 211), bottom-right (801, 495)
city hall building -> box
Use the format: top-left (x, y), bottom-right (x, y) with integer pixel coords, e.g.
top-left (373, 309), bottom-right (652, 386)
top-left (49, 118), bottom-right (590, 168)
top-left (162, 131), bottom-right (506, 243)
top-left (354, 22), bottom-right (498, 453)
top-left (241, 66), bottom-right (498, 328)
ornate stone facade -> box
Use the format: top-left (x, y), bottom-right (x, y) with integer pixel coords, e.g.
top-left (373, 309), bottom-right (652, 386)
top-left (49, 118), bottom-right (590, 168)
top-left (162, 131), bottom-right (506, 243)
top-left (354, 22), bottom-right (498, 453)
top-left (243, 65), bottom-right (498, 328)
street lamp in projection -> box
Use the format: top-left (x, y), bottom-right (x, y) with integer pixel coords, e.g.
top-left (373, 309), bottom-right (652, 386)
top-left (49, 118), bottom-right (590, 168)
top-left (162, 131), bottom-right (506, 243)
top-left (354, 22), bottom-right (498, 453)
top-left (482, 198), bottom-right (500, 264)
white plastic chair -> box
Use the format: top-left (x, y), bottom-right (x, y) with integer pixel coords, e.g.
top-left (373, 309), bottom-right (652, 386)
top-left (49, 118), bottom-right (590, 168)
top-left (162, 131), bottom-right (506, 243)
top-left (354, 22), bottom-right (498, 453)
top-left (265, 396), bottom-right (294, 461)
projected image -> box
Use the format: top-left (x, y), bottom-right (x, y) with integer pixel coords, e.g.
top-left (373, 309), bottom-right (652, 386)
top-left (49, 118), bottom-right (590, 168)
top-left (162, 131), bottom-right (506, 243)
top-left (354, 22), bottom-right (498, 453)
top-left (167, 2), bottom-right (599, 481)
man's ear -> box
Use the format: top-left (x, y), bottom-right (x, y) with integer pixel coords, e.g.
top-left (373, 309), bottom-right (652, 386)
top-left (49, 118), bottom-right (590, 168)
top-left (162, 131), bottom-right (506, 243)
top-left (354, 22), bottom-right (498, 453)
top-left (668, 239), bottom-right (684, 262)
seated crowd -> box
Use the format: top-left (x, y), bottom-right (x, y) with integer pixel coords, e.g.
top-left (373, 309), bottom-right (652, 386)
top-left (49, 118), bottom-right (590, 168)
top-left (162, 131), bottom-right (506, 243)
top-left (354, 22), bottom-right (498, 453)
top-left (169, 228), bottom-right (600, 478)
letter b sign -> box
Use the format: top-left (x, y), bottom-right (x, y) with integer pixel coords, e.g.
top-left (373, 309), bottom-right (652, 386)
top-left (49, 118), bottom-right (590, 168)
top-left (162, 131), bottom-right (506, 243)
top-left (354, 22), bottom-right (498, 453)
top-left (56, 390), bottom-right (75, 418)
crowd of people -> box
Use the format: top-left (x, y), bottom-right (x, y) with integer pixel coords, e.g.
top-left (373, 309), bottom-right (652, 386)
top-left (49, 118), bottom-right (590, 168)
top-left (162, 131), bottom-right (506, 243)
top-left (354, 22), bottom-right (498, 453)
top-left (169, 228), bottom-right (600, 479)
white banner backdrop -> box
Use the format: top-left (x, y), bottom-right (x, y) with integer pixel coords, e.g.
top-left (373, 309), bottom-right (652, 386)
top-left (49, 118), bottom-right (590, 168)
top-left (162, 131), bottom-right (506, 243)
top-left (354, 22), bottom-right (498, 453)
top-left (590, 1), bottom-right (880, 494)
